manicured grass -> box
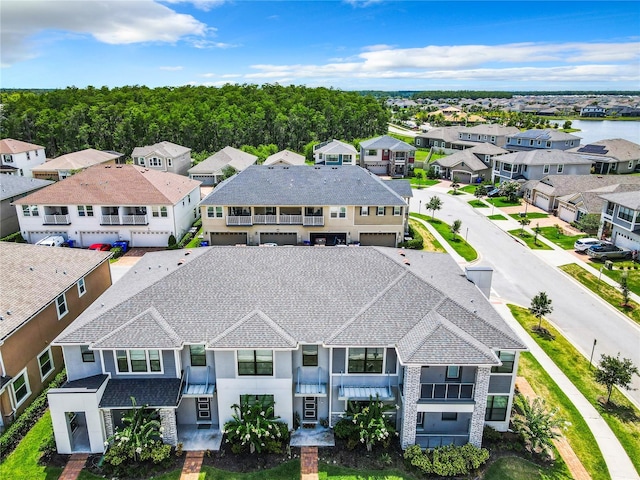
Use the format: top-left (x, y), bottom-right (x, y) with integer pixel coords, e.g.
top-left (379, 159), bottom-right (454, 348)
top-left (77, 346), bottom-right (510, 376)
top-left (410, 213), bottom-right (478, 261)
top-left (320, 463), bottom-right (416, 479)
top-left (507, 229), bottom-right (553, 250)
top-left (589, 261), bottom-right (640, 296)
top-left (468, 199), bottom-right (489, 208)
top-left (0, 411), bottom-right (63, 480)
top-left (414, 150), bottom-right (430, 162)
top-left (446, 189), bottom-right (465, 195)
top-left (516, 350), bottom-right (609, 480)
top-left (202, 461), bottom-right (300, 479)
top-left (559, 263), bottom-right (640, 325)
top-left (186, 228), bottom-right (203, 248)
top-left (408, 218), bottom-right (446, 253)
top-left (483, 455), bottom-right (571, 480)
top-left (409, 179), bottom-right (439, 188)
top-left (509, 304), bottom-right (640, 475)
top-left (487, 197), bottom-right (521, 207)
top-left (508, 212), bottom-right (549, 220)
top-left (538, 226), bottom-right (585, 250)
top-left (488, 214), bottom-right (508, 220)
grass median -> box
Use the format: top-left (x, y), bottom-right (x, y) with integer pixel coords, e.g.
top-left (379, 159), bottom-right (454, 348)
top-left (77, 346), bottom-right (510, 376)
top-left (410, 213), bottom-right (478, 261)
top-left (507, 229), bottom-right (553, 250)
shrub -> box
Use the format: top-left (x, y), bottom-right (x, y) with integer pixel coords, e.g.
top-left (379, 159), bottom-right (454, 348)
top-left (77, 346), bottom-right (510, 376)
top-left (333, 397), bottom-right (397, 452)
top-left (0, 232), bottom-right (26, 243)
top-left (404, 443), bottom-right (489, 477)
top-left (168, 234), bottom-right (177, 249)
top-left (398, 223), bottom-right (424, 250)
top-left (109, 246), bottom-right (123, 258)
top-left (177, 231), bottom-right (193, 248)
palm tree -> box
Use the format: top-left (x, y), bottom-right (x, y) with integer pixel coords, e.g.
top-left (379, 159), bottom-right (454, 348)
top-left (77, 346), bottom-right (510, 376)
top-left (512, 394), bottom-right (564, 458)
top-left (426, 195), bottom-right (443, 220)
top-left (450, 176), bottom-right (460, 195)
top-left (530, 291), bottom-right (553, 330)
top-left (451, 219), bottom-right (462, 240)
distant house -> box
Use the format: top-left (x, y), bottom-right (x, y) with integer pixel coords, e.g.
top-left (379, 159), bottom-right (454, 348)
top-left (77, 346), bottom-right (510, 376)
top-left (31, 149), bottom-right (124, 181)
top-left (360, 135), bottom-right (415, 177)
top-left (0, 139), bottom-right (47, 177)
top-left (432, 144), bottom-right (508, 184)
top-left (313, 140), bottom-right (358, 166)
top-left (567, 139), bottom-right (640, 175)
top-left (14, 164), bottom-right (201, 247)
top-left (131, 141), bottom-right (192, 176)
top-left (504, 129), bottom-right (581, 152)
top-left (493, 150), bottom-right (592, 184)
top-left (0, 176), bottom-right (53, 237)
top-left (599, 189), bottom-right (640, 251)
top-left (263, 149), bottom-right (306, 166)
top-left (415, 125), bottom-right (518, 151)
top-left (188, 147), bottom-right (258, 186)
top-left (580, 106), bottom-right (606, 117)
top-left (0, 242), bottom-right (111, 433)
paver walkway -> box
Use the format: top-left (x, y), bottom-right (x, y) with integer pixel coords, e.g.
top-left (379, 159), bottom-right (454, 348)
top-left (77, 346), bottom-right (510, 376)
top-left (301, 446), bottom-right (319, 480)
top-left (516, 377), bottom-right (591, 480)
top-left (59, 453), bottom-right (88, 480)
top-left (180, 450), bottom-right (205, 480)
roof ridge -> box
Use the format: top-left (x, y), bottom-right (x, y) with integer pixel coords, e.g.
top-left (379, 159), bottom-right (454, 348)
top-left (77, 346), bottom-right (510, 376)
top-left (91, 306), bottom-right (163, 347)
top-left (398, 309), bottom-right (446, 361)
top-left (209, 309), bottom-right (296, 347)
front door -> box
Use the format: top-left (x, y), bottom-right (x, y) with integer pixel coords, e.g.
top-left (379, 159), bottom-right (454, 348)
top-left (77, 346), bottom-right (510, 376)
top-left (196, 397), bottom-right (211, 423)
top-left (303, 397), bottom-right (317, 422)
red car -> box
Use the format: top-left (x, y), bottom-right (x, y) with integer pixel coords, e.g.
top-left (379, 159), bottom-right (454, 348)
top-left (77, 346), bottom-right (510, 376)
top-left (88, 243), bottom-right (112, 251)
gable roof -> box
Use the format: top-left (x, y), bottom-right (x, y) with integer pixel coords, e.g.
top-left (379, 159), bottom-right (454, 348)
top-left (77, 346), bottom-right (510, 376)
top-left (0, 138), bottom-right (44, 154)
top-left (14, 164), bottom-right (200, 206)
top-left (0, 175), bottom-right (53, 201)
top-left (567, 138), bottom-right (640, 162)
top-left (508, 129), bottom-right (581, 141)
top-left (314, 140), bottom-right (358, 156)
top-left (55, 247), bottom-right (525, 365)
top-left (498, 149), bottom-right (591, 166)
top-left (360, 135), bottom-right (415, 152)
top-left (188, 147), bottom-right (257, 174)
top-left (433, 149), bottom-right (489, 172)
top-left (200, 165), bottom-right (407, 206)
top-left (528, 174), bottom-right (640, 198)
top-left (417, 127), bottom-right (461, 144)
top-left (384, 179), bottom-right (413, 198)
top-left (264, 149), bottom-right (305, 166)
top-left (131, 141), bottom-right (190, 158)
top-left (30, 149), bottom-right (122, 172)
top-left (458, 125), bottom-right (519, 137)
top-left (599, 188), bottom-right (640, 210)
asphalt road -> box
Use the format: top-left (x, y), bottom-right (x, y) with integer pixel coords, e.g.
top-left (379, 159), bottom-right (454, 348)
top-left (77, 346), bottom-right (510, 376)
top-left (410, 185), bottom-right (640, 404)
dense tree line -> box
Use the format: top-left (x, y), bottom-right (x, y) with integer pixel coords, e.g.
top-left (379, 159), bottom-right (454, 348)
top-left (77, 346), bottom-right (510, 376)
top-left (0, 85), bottom-right (389, 158)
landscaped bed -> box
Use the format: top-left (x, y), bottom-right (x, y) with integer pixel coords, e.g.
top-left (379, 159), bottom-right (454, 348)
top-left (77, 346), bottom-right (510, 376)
top-left (507, 229), bottom-right (553, 250)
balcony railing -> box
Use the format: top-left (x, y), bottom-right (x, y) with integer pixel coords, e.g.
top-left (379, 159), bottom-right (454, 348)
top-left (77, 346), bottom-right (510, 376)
top-left (303, 216), bottom-right (324, 226)
top-left (280, 214), bottom-right (303, 224)
top-left (101, 215), bottom-right (121, 225)
top-left (43, 214), bottom-right (70, 225)
top-left (226, 216), bottom-right (253, 226)
top-left (420, 383), bottom-right (474, 400)
top-left (415, 433), bottom-right (469, 448)
top-left (253, 214), bottom-right (278, 224)
top-left (121, 215), bottom-right (148, 225)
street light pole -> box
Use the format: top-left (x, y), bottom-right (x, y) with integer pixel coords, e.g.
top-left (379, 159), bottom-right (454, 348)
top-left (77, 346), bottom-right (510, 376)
top-left (589, 338), bottom-right (598, 369)
top-left (465, 227), bottom-right (469, 242)
top-left (419, 200), bottom-right (421, 214)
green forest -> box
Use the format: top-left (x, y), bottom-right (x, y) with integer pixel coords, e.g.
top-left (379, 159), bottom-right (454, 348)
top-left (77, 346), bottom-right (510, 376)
top-left (0, 85), bottom-right (389, 158)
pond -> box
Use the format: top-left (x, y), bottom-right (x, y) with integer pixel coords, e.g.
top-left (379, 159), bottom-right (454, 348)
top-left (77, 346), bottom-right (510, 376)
top-left (551, 120), bottom-right (640, 145)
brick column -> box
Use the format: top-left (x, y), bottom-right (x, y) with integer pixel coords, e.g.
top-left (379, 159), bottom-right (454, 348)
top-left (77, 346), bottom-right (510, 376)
top-left (400, 366), bottom-right (421, 448)
top-left (300, 446), bottom-right (318, 480)
top-left (102, 410), bottom-right (114, 438)
top-left (469, 367), bottom-right (490, 447)
top-left (159, 408), bottom-right (178, 445)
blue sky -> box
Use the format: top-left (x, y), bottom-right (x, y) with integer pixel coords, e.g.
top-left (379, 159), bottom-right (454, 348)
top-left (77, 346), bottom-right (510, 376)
top-left (1, 0), bottom-right (639, 91)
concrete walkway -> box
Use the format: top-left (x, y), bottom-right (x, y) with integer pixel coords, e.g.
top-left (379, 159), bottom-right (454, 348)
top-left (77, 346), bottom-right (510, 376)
top-left (59, 453), bottom-right (88, 480)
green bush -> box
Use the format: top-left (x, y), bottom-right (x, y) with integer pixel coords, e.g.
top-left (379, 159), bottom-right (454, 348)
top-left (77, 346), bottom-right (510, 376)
top-left (398, 223), bottom-right (424, 250)
top-left (0, 232), bottom-right (26, 243)
top-left (109, 246), bottom-right (123, 258)
top-left (403, 443), bottom-right (489, 477)
top-left (332, 397), bottom-right (397, 452)
top-left (168, 234), bottom-right (177, 248)
top-left (177, 231), bottom-right (193, 248)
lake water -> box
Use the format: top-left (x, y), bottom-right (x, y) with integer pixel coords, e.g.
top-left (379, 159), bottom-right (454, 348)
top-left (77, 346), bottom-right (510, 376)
top-left (550, 120), bottom-right (640, 145)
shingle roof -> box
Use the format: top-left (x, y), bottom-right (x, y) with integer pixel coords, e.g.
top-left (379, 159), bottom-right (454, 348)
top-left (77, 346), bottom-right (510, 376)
top-left (417, 127), bottom-right (462, 144)
top-left (433, 149), bottom-right (489, 172)
top-left (13, 164), bottom-right (200, 206)
top-left (384, 179), bottom-right (413, 198)
top-left (509, 129), bottom-right (581, 141)
top-left (498, 149), bottom-right (591, 166)
top-left (0, 175), bottom-right (53, 201)
top-left (91, 308), bottom-right (183, 349)
top-left (264, 150), bottom-right (306, 166)
top-left (200, 165), bottom-right (406, 206)
top-left (599, 189), bottom-right (640, 210)
top-left (131, 141), bottom-right (191, 158)
top-left (458, 125), bottom-right (519, 137)
top-left (314, 140), bottom-right (358, 156)
top-left (56, 247), bottom-right (525, 365)
top-left (360, 135), bottom-right (415, 151)
top-left (0, 138), bottom-right (44, 153)
top-left (99, 378), bottom-right (182, 408)
top-left (0, 242), bottom-right (111, 340)
top-left (567, 138), bottom-right (640, 162)
top-left (30, 149), bottom-right (122, 172)
top-left (530, 174), bottom-right (640, 198)
top-left (188, 147), bottom-right (257, 174)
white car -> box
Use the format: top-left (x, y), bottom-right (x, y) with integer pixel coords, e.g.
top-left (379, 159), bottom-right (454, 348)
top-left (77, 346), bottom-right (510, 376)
top-left (35, 235), bottom-right (66, 247)
top-left (574, 237), bottom-right (602, 252)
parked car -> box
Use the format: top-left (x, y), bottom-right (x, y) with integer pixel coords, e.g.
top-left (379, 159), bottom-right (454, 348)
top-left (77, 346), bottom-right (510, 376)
top-left (574, 237), bottom-right (602, 252)
top-left (88, 243), bottom-right (112, 251)
top-left (586, 243), bottom-right (632, 260)
top-left (35, 235), bottom-right (66, 247)
top-left (486, 187), bottom-right (501, 197)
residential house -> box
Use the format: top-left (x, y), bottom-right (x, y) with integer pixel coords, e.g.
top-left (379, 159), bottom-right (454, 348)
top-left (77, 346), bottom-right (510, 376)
top-left (432, 144), bottom-right (508, 184)
top-left (0, 139), bottom-right (47, 177)
top-left (415, 127), bottom-right (466, 151)
top-left (0, 242), bottom-right (111, 433)
top-left (492, 150), bottom-right (592, 184)
top-left (263, 149), bottom-right (306, 166)
top-left (580, 106), bottom-right (606, 117)
top-left (1, 176), bottom-right (53, 237)
top-left (131, 141), bottom-right (192, 176)
top-left (313, 140), bottom-right (358, 166)
top-left (47, 246), bottom-right (526, 454)
top-left (504, 129), bottom-right (581, 152)
top-left (30, 149), bottom-right (125, 181)
top-left (567, 139), bottom-right (640, 175)
top-left (360, 135), bottom-right (415, 177)
top-left (200, 165), bottom-right (410, 247)
top-left (415, 125), bottom-right (518, 152)
top-left (13, 164), bottom-right (201, 247)
top-left (598, 189), bottom-right (640, 251)
top-left (188, 147), bottom-right (258, 186)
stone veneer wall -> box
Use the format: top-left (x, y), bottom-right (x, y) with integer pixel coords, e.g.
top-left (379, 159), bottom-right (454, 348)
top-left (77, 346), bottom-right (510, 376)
top-left (469, 366), bottom-right (490, 447)
top-left (400, 366), bottom-right (420, 448)
top-left (103, 410), bottom-right (114, 438)
top-left (159, 408), bottom-right (178, 445)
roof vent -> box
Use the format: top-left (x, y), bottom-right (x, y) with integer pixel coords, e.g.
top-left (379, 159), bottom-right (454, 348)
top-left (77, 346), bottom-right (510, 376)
top-left (6, 311), bottom-right (11, 315)
top-left (0, 316), bottom-right (3, 321)
top-left (177, 259), bottom-right (185, 266)
top-left (29, 266), bottom-right (34, 271)
top-left (403, 260), bottom-right (410, 266)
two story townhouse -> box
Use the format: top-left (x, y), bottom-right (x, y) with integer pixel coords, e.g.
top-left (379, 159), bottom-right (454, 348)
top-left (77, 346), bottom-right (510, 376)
top-left (0, 176), bottom-right (53, 236)
top-left (0, 139), bottom-right (47, 177)
top-left (567, 139), bottom-right (640, 175)
top-left (431, 144), bottom-right (509, 184)
top-left (0, 243), bottom-right (111, 433)
top-left (47, 246), bottom-right (526, 454)
top-left (580, 106), bottom-right (606, 117)
top-left (200, 165), bottom-right (410, 247)
top-left (188, 147), bottom-right (258, 186)
top-left (31, 149), bottom-right (124, 181)
top-left (415, 125), bottom-right (519, 153)
top-left (598, 189), bottom-right (640, 251)
top-left (132, 141), bottom-right (192, 176)
top-left (492, 150), bottom-right (592, 184)
top-left (263, 149), bottom-right (306, 166)
top-left (313, 140), bottom-right (358, 166)
top-left (14, 164), bottom-right (201, 247)
top-left (360, 135), bottom-right (415, 177)
top-left (505, 129), bottom-right (581, 153)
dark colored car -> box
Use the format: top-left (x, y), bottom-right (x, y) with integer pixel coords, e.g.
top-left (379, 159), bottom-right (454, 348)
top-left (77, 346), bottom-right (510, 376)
top-left (586, 244), bottom-right (632, 260)
top-left (88, 243), bottom-right (112, 251)
top-left (486, 187), bottom-right (501, 197)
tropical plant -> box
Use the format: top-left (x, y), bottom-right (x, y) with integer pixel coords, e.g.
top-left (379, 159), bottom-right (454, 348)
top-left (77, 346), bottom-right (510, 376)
top-left (518, 216), bottom-right (531, 236)
top-left (575, 213), bottom-right (601, 235)
top-left (529, 291), bottom-right (553, 330)
top-left (450, 176), bottom-right (461, 194)
top-left (594, 353), bottom-right (639, 404)
top-left (334, 396), bottom-right (398, 452)
top-left (499, 180), bottom-right (520, 202)
top-left (427, 195), bottom-right (443, 220)
top-left (619, 271), bottom-right (630, 306)
top-left (474, 184), bottom-right (487, 200)
top-left (451, 219), bottom-right (462, 240)
top-left (511, 394), bottom-right (564, 458)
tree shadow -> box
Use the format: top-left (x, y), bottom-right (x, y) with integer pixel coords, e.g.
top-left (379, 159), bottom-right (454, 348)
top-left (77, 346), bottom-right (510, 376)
top-left (599, 400), bottom-right (640, 423)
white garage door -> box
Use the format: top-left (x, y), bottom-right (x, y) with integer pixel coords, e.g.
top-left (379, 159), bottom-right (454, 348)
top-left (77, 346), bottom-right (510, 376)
top-left (558, 205), bottom-right (576, 223)
top-left (79, 231), bottom-right (119, 248)
top-left (28, 231), bottom-right (66, 244)
top-left (367, 165), bottom-right (387, 175)
top-left (359, 233), bottom-right (397, 247)
top-left (614, 232), bottom-right (640, 251)
top-left (131, 231), bottom-right (171, 247)
top-left (534, 193), bottom-right (549, 210)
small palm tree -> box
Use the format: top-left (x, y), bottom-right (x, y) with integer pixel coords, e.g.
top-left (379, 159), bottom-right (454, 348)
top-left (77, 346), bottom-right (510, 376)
top-left (426, 195), bottom-right (443, 220)
top-left (451, 219), bottom-right (462, 240)
top-left (450, 176), bottom-right (460, 194)
top-left (530, 291), bottom-right (553, 330)
top-left (512, 394), bottom-right (564, 458)
top-left (519, 216), bottom-right (531, 236)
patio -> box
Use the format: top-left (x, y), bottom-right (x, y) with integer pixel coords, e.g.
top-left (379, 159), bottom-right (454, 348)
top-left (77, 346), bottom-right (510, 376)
top-left (290, 425), bottom-right (335, 447)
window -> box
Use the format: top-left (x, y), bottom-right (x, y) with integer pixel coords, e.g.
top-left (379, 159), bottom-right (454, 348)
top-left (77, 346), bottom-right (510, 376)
top-left (3, 154), bottom-right (13, 163)
top-left (446, 366), bottom-right (461, 381)
top-left (492, 351), bottom-right (515, 373)
top-left (611, 163), bottom-right (617, 171)
top-left (536, 140), bottom-right (542, 146)
top-left (239, 395), bottom-right (275, 417)
top-left (442, 412), bottom-right (458, 421)
top-left (22, 205), bottom-right (39, 217)
top-left (529, 140), bottom-right (534, 146)
top-left (81, 346), bottom-right (95, 362)
top-left (543, 164), bottom-right (550, 174)
top-left (491, 136), bottom-right (496, 143)
top-left (557, 164), bottom-right (564, 173)
top-left (152, 206), bottom-right (168, 218)
top-left (115, 350), bottom-right (162, 373)
top-left (77, 277), bottom-right (86, 297)
top-left (190, 345), bottom-right (207, 366)
top-left (360, 206), bottom-right (369, 216)
top-left (366, 149), bottom-right (377, 156)
top-left (38, 348), bottom-right (54, 380)
top-left (343, 155), bottom-right (353, 164)
top-left (416, 412), bottom-right (424, 427)
top-left (348, 348), bottom-right (384, 374)
top-left (149, 157), bottom-right (162, 167)
top-left (302, 345), bottom-right (318, 367)
top-left (485, 395), bottom-right (509, 421)
top-left (516, 139), bottom-right (522, 145)
top-left (26, 151), bottom-right (31, 160)
top-left (207, 206), bottom-right (223, 218)
top-left (167, 158), bottom-right (173, 167)
top-left (238, 350), bottom-right (273, 376)
top-left (325, 154), bottom-right (339, 163)
top-left (330, 207), bottom-right (346, 219)
top-left (393, 206), bottom-right (402, 216)
top-left (377, 206), bottom-right (385, 216)
top-left (618, 206), bottom-right (634, 222)
top-left (546, 141), bottom-right (551, 148)
top-left (56, 293), bottom-right (68, 319)
top-left (138, 157), bottom-right (145, 166)
top-left (12, 370), bottom-right (31, 407)
top-left (78, 205), bottom-right (94, 217)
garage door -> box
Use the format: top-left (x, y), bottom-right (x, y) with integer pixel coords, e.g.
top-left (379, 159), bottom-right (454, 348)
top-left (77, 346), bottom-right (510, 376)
top-left (259, 232), bottom-right (297, 245)
top-left (367, 165), bottom-right (387, 175)
top-left (310, 232), bottom-right (347, 246)
top-left (28, 231), bottom-right (66, 244)
top-left (359, 233), bottom-right (397, 247)
top-left (191, 175), bottom-right (215, 186)
top-left (79, 231), bottom-right (119, 248)
top-left (534, 193), bottom-right (549, 210)
top-left (131, 231), bottom-right (171, 247)
top-left (558, 205), bottom-right (576, 223)
top-left (209, 232), bottom-right (247, 246)
top-left (453, 171), bottom-right (472, 184)
top-left (614, 233), bottom-right (640, 251)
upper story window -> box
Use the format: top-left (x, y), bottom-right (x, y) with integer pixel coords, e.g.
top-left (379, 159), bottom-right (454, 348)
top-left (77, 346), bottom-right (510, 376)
top-left (543, 164), bottom-right (550, 174)
top-left (207, 206), bottom-right (223, 218)
top-left (360, 206), bottom-right (369, 216)
top-left (393, 206), bottom-right (402, 216)
top-left (366, 149), bottom-right (377, 156)
top-left (77, 277), bottom-right (86, 297)
top-left (458, 133), bottom-right (463, 139)
top-left (152, 206), bottom-right (168, 218)
top-left (485, 395), bottom-right (509, 421)
top-left (377, 206), bottom-right (385, 216)
top-left (529, 140), bottom-right (534, 146)
top-left (330, 207), bottom-right (346, 219)
top-left (138, 157), bottom-right (145, 166)
top-left (190, 345), bottom-right (207, 366)
top-left (446, 366), bottom-right (461, 381)
top-left (557, 164), bottom-right (564, 173)
top-left (516, 139), bottom-right (522, 145)
top-left (302, 345), bottom-right (318, 367)
top-left (492, 351), bottom-right (516, 373)
top-left (348, 347), bottom-right (383, 374)
top-left (167, 158), bottom-right (173, 167)
top-left (38, 347), bottom-right (54, 381)
top-left (3, 154), bottom-right (13, 163)
top-left (22, 205), bottom-right (39, 217)
top-left (77, 205), bottom-right (94, 217)
top-left (149, 157), bottom-right (162, 167)
top-left (26, 151), bottom-right (31, 160)
top-left (116, 349), bottom-right (162, 373)
top-left (491, 136), bottom-right (496, 143)
top-left (343, 155), bottom-right (353, 164)
top-left (11, 369), bottom-right (31, 407)
top-left (238, 350), bottom-right (273, 376)
top-left (56, 293), bottom-right (68, 319)
top-left (81, 345), bottom-right (95, 363)
top-left (618, 206), bottom-right (634, 222)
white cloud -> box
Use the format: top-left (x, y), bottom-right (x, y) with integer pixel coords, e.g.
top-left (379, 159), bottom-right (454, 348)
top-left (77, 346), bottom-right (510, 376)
top-left (192, 40), bottom-right (239, 49)
top-left (343, 0), bottom-right (384, 7)
top-left (162, 0), bottom-right (226, 12)
top-left (160, 66), bottom-right (184, 71)
top-left (1, 0), bottom-right (209, 66)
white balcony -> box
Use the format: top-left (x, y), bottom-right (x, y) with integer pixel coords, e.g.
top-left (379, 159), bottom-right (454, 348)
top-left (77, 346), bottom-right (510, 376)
top-left (43, 214), bottom-right (70, 225)
top-left (226, 216), bottom-right (253, 226)
top-left (303, 216), bottom-right (324, 226)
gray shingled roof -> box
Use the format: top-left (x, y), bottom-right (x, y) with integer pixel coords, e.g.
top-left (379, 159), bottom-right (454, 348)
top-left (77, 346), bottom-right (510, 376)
top-left (509, 129), bottom-right (581, 141)
top-left (433, 149), bottom-right (488, 172)
top-left (56, 247), bottom-right (525, 366)
top-left (567, 138), bottom-right (640, 162)
top-left (131, 141), bottom-right (190, 158)
top-left (498, 149), bottom-right (591, 166)
top-left (384, 179), bottom-right (413, 198)
top-left (200, 165), bottom-right (406, 206)
top-left (99, 378), bottom-right (182, 408)
top-left (188, 147), bottom-right (257, 175)
top-left (599, 189), bottom-right (640, 210)
top-left (60, 374), bottom-right (108, 392)
top-left (360, 135), bottom-right (415, 151)
top-left (0, 175), bottom-right (53, 201)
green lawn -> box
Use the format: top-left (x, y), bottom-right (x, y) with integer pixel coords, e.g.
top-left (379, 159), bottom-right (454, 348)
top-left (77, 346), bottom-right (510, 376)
top-left (507, 230), bottom-right (553, 250)
top-left (414, 149), bottom-right (430, 162)
top-left (410, 213), bottom-right (478, 261)
top-left (409, 179), bottom-right (439, 188)
top-left (408, 218), bottom-right (446, 253)
top-left (468, 199), bottom-right (489, 208)
top-left (202, 461), bottom-right (300, 479)
top-left (484, 455), bottom-right (571, 480)
top-left (487, 197), bottom-right (521, 207)
top-left (508, 212), bottom-right (550, 220)
top-left (559, 263), bottom-right (640, 325)
top-left (320, 463), bottom-right (416, 479)
top-left (186, 228), bottom-right (203, 248)
top-left (588, 261), bottom-right (640, 296)
top-left (458, 184), bottom-right (478, 194)
top-left (488, 214), bottom-right (507, 220)
top-left (509, 304), bottom-right (640, 476)
top-left (538, 226), bottom-right (585, 250)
